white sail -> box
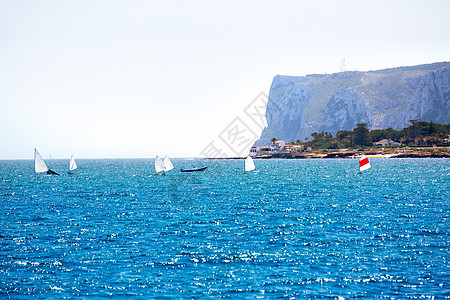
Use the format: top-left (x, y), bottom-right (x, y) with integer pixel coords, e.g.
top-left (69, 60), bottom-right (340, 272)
top-left (69, 155), bottom-right (78, 171)
top-left (244, 156), bottom-right (255, 172)
top-left (155, 156), bottom-right (165, 173)
top-left (163, 156), bottom-right (174, 172)
top-left (34, 148), bottom-right (49, 173)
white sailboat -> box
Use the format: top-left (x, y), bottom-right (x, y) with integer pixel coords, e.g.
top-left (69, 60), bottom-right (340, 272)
top-left (34, 148), bottom-right (59, 175)
top-left (244, 156), bottom-right (255, 172)
top-left (68, 155), bottom-right (78, 174)
top-left (155, 156), bottom-right (165, 174)
top-left (359, 154), bottom-right (371, 172)
top-left (163, 156), bottom-right (174, 172)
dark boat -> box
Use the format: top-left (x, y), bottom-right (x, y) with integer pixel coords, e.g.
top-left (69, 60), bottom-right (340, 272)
top-left (180, 167), bottom-right (208, 173)
top-left (47, 169), bottom-right (60, 175)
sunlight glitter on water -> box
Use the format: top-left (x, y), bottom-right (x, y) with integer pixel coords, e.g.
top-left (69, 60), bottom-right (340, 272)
top-left (0, 158), bottom-right (449, 298)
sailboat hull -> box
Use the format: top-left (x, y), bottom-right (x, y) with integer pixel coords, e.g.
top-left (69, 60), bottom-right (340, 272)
top-left (47, 169), bottom-right (60, 175)
top-left (180, 167), bottom-right (207, 172)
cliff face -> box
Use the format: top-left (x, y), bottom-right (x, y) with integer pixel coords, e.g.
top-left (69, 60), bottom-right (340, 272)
top-left (255, 62), bottom-right (450, 146)
top-left (263, 75), bottom-right (311, 144)
top-left (321, 89), bottom-right (374, 133)
top-left (383, 67), bottom-right (450, 128)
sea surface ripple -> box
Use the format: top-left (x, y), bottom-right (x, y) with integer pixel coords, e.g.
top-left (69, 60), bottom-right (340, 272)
top-left (0, 158), bottom-right (449, 298)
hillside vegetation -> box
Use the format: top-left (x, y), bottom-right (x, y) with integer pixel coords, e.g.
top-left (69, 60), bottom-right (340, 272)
top-left (291, 121), bottom-right (450, 149)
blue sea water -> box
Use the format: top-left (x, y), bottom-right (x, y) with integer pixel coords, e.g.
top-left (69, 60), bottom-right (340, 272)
top-left (0, 158), bottom-right (449, 299)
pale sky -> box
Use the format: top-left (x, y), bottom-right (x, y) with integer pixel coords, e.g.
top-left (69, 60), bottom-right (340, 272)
top-left (1, 0), bottom-right (449, 159)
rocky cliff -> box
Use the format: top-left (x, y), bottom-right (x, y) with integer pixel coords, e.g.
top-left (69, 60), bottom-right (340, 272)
top-left (255, 62), bottom-right (450, 146)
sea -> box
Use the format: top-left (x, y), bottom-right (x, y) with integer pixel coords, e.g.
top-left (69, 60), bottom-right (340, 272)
top-left (0, 158), bottom-right (449, 299)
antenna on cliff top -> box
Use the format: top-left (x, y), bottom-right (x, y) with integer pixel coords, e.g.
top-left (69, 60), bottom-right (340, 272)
top-left (340, 58), bottom-right (346, 72)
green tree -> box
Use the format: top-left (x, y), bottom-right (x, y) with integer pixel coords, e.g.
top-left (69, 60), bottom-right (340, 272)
top-left (369, 129), bottom-right (385, 142)
top-left (336, 130), bottom-right (352, 139)
top-left (409, 120), bottom-right (418, 139)
top-left (353, 123), bottom-right (370, 146)
top-left (427, 121), bottom-right (437, 135)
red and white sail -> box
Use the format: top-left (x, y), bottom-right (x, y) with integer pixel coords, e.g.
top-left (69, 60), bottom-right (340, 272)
top-left (359, 154), bottom-right (371, 172)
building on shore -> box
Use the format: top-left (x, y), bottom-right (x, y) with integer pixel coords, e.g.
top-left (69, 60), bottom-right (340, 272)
top-left (272, 140), bottom-right (286, 149)
top-left (250, 140), bottom-right (305, 157)
top-left (373, 139), bottom-right (402, 146)
top-left (250, 146), bottom-right (272, 157)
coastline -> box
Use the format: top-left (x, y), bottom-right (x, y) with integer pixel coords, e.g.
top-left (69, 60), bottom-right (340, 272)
top-left (207, 150), bottom-right (450, 159)
top-left (253, 151), bottom-right (450, 159)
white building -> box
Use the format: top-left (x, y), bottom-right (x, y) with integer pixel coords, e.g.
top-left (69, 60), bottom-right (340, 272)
top-left (373, 139), bottom-right (402, 146)
top-left (249, 146), bottom-right (273, 157)
top-left (272, 140), bottom-right (286, 149)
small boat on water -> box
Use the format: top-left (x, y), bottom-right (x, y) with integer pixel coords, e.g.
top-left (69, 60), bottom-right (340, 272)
top-left (244, 156), bottom-right (255, 172)
top-left (359, 154), bottom-right (371, 172)
top-left (155, 156), bottom-right (174, 174)
top-left (68, 155), bottom-right (78, 174)
top-left (180, 167), bottom-right (207, 173)
top-left (34, 148), bottom-right (59, 175)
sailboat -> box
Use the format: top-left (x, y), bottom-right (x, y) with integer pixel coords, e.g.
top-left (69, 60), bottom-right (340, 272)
top-left (155, 156), bottom-right (165, 174)
top-left (359, 154), bottom-right (371, 172)
top-left (181, 166), bottom-right (207, 172)
top-left (244, 156), bottom-right (256, 172)
top-left (68, 155), bottom-right (78, 174)
top-left (34, 148), bottom-right (59, 175)
top-left (163, 156), bottom-right (174, 172)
